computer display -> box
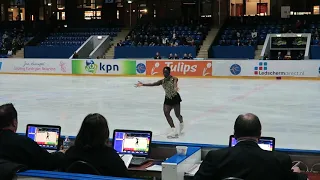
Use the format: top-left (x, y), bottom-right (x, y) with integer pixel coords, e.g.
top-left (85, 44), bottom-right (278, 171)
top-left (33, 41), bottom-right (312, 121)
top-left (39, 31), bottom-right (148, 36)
top-left (26, 124), bottom-right (61, 150)
top-left (113, 130), bottom-right (152, 156)
top-left (229, 135), bottom-right (275, 151)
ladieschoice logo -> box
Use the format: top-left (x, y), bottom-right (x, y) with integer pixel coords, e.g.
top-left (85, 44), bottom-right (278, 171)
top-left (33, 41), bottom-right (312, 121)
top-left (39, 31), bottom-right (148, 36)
top-left (85, 60), bottom-right (98, 73)
top-left (254, 62), bottom-right (304, 76)
top-left (230, 64), bottom-right (241, 75)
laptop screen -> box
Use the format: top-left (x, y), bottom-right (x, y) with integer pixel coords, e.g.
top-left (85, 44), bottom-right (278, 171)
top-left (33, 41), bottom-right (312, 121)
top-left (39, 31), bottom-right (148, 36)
top-left (229, 135), bottom-right (275, 151)
top-left (113, 130), bottom-right (152, 156)
top-left (26, 124), bottom-right (61, 150)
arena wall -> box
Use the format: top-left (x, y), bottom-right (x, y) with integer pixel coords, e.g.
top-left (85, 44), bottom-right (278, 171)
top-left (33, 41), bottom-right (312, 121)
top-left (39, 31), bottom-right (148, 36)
top-left (0, 59), bottom-right (319, 80)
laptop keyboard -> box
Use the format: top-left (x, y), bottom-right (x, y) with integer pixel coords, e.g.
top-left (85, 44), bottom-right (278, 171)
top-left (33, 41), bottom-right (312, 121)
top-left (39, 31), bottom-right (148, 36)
top-left (131, 157), bottom-right (147, 166)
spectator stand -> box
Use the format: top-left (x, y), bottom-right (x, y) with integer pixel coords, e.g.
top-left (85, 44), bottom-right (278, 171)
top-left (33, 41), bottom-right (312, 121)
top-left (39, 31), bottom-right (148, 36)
top-left (260, 33), bottom-right (311, 60)
top-left (115, 19), bottom-right (210, 59)
top-left (24, 27), bottom-right (120, 59)
top-left (0, 26), bottom-right (28, 58)
top-left (114, 46), bottom-right (197, 59)
top-left (14, 133), bottom-right (320, 180)
top-left (210, 16), bottom-right (320, 59)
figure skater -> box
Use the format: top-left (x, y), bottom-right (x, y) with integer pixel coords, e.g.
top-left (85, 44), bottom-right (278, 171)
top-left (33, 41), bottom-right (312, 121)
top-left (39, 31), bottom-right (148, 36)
top-left (136, 138), bottom-right (139, 146)
top-left (135, 67), bottom-right (184, 138)
top-left (46, 132), bottom-right (49, 140)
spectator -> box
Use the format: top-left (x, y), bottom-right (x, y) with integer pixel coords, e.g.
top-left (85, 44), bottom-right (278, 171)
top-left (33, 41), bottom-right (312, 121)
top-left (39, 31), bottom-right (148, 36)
top-left (236, 39), bottom-right (242, 46)
top-left (154, 52), bottom-right (161, 59)
top-left (236, 30), bottom-right (241, 39)
top-left (251, 29), bottom-right (257, 39)
top-left (277, 52), bottom-right (282, 60)
top-left (188, 53), bottom-right (193, 59)
top-left (65, 113), bottom-right (128, 177)
top-left (194, 113), bottom-right (306, 180)
top-left (168, 53), bottom-right (174, 59)
top-left (117, 40), bottom-right (123, 46)
top-left (162, 36), bottom-right (168, 46)
top-left (2, 31), bottom-right (8, 43)
top-left (0, 103), bottom-right (66, 170)
top-left (296, 20), bottom-right (301, 31)
top-left (183, 53), bottom-right (188, 59)
top-left (174, 53), bottom-right (179, 59)
top-left (72, 52), bottom-right (79, 59)
top-left (297, 51), bottom-right (304, 60)
top-left (284, 51), bottom-right (292, 60)
top-left (186, 36), bottom-right (194, 46)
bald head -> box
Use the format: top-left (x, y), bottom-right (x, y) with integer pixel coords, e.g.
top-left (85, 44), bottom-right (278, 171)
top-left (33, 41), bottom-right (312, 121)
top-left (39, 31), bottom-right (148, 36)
top-left (234, 113), bottom-right (261, 139)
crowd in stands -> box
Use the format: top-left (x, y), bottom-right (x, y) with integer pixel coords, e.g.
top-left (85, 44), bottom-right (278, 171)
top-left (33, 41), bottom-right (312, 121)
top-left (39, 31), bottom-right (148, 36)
top-left (262, 50), bottom-right (305, 60)
top-left (117, 20), bottom-right (209, 51)
top-left (39, 27), bottom-right (120, 47)
top-left (153, 52), bottom-right (194, 59)
top-left (217, 16), bottom-right (320, 47)
top-left (0, 103), bottom-right (309, 180)
top-left (0, 28), bottom-right (26, 57)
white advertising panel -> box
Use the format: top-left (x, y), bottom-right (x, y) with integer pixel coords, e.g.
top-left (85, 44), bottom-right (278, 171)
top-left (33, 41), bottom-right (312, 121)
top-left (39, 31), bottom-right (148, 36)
top-left (212, 60), bottom-right (320, 77)
top-left (0, 59), bottom-right (72, 74)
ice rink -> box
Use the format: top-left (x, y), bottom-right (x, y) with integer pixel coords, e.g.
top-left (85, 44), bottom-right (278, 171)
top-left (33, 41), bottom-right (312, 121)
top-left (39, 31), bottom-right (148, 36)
top-left (1, 75), bottom-right (319, 150)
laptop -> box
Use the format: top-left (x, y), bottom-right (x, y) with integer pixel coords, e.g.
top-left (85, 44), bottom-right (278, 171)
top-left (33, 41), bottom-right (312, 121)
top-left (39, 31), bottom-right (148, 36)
top-left (26, 124), bottom-right (61, 152)
top-left (229, 135), bottom-right (275, 151)
top-left (113, 129), bottom-right (152, 166)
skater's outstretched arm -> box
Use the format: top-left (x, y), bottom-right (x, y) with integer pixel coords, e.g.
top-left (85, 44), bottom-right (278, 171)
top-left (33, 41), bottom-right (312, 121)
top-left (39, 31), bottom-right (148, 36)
top-left (135, 80), bottom-right (162, 87)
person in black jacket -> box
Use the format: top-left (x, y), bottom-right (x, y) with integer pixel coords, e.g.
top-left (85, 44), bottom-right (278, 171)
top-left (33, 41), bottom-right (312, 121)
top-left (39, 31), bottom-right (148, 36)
top-left (194, 113), bottom-right (305, 180)
top-left (0, 103), bottom-right (66, 170)
top-left (65, 113), bottom-right (128, 177)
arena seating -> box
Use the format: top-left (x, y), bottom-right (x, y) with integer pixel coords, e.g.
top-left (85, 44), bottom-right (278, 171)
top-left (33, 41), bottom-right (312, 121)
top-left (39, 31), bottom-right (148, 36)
top-left (0, 28), bottom-right (31, 58)
top-left (24, 27), bottom-right (120, 58)
top-left (211, 16), bottom-right (320, 59)
top-left (115, 20), bottom-right (209, 58)
top-left (39, 28), bottom-right (119, 46)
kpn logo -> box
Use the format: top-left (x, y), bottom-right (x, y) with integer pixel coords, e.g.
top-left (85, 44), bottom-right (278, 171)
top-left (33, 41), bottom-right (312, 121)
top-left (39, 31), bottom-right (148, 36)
top-left (85, 60), bottom-right (98, 73)
top-left (85, 60), bottom-right (119, 74)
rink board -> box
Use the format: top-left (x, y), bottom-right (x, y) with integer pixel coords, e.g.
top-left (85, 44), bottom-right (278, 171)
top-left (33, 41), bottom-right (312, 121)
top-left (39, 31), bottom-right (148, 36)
top-left (0, 59), bottom-right (319, 80)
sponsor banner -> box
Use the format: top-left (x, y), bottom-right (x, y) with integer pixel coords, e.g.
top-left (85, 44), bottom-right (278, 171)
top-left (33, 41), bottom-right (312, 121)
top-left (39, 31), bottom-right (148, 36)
top-left (72, 60), bottom-right (136, 75)
top-left (146, 60), bottom-right (212, 76)
top-left (0, 59), bottom-right (71, 74)
top-left (212, 60), bottom-right (320, 77)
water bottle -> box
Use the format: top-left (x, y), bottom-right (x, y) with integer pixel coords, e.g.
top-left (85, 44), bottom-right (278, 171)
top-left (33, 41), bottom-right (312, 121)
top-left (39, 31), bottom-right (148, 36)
top-left (63, 136), bottom-right (71, 150)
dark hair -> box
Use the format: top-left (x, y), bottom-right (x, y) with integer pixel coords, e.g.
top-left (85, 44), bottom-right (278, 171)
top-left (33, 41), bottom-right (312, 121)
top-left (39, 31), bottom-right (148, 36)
top-left (74, 113), bottom-right (110, 149)
top-left (0, 103), bottom-right (17, 129)
top-left (234, 113), bottom-right (261, 139)
top-left (163, 67), bottom-right (171, 72)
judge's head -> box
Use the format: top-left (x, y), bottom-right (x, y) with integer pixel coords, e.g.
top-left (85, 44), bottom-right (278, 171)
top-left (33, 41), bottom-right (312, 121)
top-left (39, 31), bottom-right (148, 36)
top-left (234, 113), bottom-right (261, 141)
